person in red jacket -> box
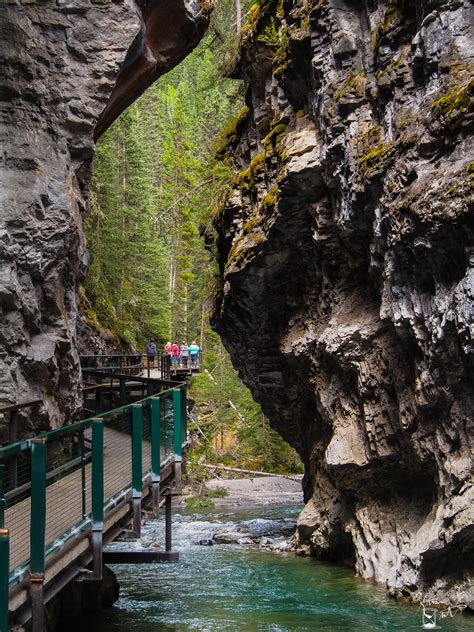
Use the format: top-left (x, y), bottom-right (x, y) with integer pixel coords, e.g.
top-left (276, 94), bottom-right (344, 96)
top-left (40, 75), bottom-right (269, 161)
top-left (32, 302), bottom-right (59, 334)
top-left (170, 342), bottom-right (180, 368)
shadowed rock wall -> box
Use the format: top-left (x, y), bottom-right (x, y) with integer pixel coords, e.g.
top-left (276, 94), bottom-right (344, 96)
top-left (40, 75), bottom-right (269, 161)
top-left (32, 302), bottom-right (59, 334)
top-left (0, 0), bottom-right (209, 437)
top-left (212, 0), bottom-right (473, 608)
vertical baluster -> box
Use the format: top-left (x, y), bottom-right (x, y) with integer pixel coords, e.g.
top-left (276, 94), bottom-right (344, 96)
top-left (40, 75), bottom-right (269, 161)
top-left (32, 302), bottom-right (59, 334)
top-left (95, 373), bottom-right (103, 415)
top-left (91, 419), bottom-right (104, 580)
top-left (150, 397), bottom-right (161, 517)
top-left (172, 389), bottom-right (182, 492)
top-left (0, 465), bottom-right (5, 530)
top-left (165, 493), bottom-right (172, 552)
top-left (181, 386), bottom-right (187, 445)
top-left (0, 528), bottom-right (9, 632)
top-left (120, 377), bottom-right (126, 407)
top-left (132, 405), bottom-right (143, 537)
top-left (30, 438), bottom-right (46, 632)
top-left (79, 430), bottom-right (87, 518)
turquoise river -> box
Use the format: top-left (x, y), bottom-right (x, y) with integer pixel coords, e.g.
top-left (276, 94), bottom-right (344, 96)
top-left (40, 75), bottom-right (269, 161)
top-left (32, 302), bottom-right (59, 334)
top-left (71, 505), bottom-right (472, 631)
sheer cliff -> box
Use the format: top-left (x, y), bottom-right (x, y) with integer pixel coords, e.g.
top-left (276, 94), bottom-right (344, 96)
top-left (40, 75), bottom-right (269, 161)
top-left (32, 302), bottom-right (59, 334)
top-left (212, 0), bottom-right (473, 607)
top-left (0, 0), bottom-right (209, 436)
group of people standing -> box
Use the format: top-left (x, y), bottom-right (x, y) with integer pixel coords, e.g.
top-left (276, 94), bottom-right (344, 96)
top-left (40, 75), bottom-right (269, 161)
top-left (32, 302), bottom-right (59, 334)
top-left (146, 339), bottom-right (200, 369)
top-left (165, 341), bottom-right (200, 367)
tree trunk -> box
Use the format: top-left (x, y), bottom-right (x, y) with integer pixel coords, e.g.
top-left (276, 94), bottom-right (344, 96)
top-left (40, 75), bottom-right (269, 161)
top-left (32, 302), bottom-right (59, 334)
top-left (236, 0), bottom-right (241, 35)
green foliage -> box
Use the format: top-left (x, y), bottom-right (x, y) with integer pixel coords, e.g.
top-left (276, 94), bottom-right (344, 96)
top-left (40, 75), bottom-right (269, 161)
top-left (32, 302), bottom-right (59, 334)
top-left (84, 8), bottom-right (245, 347)
top-left (257, 17), bottom-right (288, 63)
top-left (84, 0), bottom-right (301, 481)
top-left (190, 339), bottom-right (303, 474)
top-left (207, 486), bottom-right (229, 498)
top-left (185, 496), bottom-right (214, 509)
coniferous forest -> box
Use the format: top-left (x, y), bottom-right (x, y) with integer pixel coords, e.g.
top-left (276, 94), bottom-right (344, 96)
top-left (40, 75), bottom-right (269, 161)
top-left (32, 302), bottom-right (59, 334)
top-left (82, 0), bottom-right (302, 474)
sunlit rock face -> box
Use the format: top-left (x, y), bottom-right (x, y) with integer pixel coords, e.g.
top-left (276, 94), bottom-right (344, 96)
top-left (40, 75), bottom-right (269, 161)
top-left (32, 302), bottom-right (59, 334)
top-left (212, 0), bottom-right (473, 608)
top-left (0, 0), bottom-right (210, 435)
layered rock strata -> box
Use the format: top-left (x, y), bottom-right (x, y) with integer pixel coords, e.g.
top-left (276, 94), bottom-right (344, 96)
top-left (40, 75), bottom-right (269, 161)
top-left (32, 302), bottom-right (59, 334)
top-left (212, 0), bottom-right (473, 608)
top-left (0, 0), bottom-right (209, 438)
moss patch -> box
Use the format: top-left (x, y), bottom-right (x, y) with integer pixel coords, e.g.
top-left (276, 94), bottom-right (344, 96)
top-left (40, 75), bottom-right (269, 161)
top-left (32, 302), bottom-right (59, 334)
top-left (371, 3), bottom-right (402, 52)
top-left (214, 105), bottom-right (250, 157)
top-left (431, 80), bottom-right (473, 131)
top-left (334, 70), bottom-right (367, 102)
top-left (263, 124), bottom-right (287, 150)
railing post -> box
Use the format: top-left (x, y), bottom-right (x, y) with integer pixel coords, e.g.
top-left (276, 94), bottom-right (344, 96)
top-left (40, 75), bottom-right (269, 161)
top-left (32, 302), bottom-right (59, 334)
top-left (91, 419), bottom-right (104, 580)
top-left (165, 493), bottom-right (172, 552)
top-left (79, 429), bottom-right (87, 518)
top-left (0, 528), bottom-right (10, 632)
top-left (0, 465), bottom-right (5, 529)
top-left (150, 398), bottom-right (161, 517)
top-left (95, 373), bottom-right (103, 414)
top-left (9, 410), bottom-right (18, 489)
top-left (120, 377), bottom-right (126, 407)
top-left (172, 389), bottom-right (182, 492)
top-left (132, 404), bottom-right (143, 537)
top-left (30, 438), bottom-right (46, 632)
top-left (181, 385), bottom-right (187, 445)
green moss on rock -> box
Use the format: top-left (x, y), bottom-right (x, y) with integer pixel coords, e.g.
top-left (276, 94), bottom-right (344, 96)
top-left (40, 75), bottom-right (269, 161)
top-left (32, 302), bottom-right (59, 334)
top-left (263, 124), bottom-right (287, 150)
top-left (214, 105), bottom-right (250, 157)
top-left (371, 3), bottom-right (402, 52)
top-left (431, 80), bottom-right (473, 130)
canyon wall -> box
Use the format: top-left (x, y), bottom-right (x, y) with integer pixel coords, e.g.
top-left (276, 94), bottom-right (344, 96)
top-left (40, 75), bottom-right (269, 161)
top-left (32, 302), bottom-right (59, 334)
top-left (0, 0), bottom-right (209, 438)
top-left (212, 0), bottom-right (473, 607)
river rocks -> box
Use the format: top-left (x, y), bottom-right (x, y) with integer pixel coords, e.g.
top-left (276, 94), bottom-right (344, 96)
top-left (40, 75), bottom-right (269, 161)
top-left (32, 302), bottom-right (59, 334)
top-left (213, 517), bottom-right (296, 546)
top-left (0, 1), bottom-right (210, 433)
top-left (212, 0), bottom-right (473, 609)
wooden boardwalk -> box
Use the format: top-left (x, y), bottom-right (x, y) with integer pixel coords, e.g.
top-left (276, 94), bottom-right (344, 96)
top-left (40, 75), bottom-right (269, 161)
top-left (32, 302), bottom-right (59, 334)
top-left (5, 427), bottom-right (159, 572)
top-left (1, 370), bottom-right (187, 629)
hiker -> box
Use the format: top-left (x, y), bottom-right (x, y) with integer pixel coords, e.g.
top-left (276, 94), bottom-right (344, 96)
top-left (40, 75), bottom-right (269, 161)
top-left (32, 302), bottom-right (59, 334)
top-left (189, 340), bottom-right (200, 367)
top-left (170, 342), bottom-right (180, 368)
top-left (180, 342), bottom-right (189, 367)
top-left (146, 339), bottom-right (157, 368)
top-left (164, 341), bottom-right (172, 356)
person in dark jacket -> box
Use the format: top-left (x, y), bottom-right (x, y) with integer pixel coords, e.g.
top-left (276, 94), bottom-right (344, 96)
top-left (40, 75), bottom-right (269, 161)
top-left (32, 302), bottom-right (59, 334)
top-left (146, 339), bottom-right (157, 368)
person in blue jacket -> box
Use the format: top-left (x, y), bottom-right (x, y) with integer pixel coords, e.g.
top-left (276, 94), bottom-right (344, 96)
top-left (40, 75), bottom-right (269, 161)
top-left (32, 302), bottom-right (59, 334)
top-left (189, 341), bottom-right (200, 367)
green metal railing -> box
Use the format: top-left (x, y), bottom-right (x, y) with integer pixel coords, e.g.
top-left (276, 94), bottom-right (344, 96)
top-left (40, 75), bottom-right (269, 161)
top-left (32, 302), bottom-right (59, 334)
top-left (0, 373), bottom-right (187, 631)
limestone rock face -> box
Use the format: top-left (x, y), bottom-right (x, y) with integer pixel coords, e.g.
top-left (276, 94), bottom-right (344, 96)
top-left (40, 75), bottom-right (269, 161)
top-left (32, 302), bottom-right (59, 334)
top-left (0, 0), bottom-right (209, 435)
top-left (212, 0), bottom-right (473, 608)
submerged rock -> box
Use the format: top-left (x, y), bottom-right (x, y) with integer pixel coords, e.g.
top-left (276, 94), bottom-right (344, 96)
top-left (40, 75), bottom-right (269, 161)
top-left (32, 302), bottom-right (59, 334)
top-left (213, 517), bottom-right (296, 544)
top-left (211, 0), bottom-right (473, 609)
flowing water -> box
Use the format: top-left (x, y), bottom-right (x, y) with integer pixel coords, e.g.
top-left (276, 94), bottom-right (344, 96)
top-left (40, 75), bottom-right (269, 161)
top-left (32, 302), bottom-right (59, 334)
top-left (71, 505), bottom-right (472, 631)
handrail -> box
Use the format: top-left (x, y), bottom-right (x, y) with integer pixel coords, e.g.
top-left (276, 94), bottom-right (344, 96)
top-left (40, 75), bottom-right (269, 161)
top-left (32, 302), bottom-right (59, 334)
top-left (0, 400), bottom-right (42, 415)
top-left (0, 369), bottom-right (189, 609)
